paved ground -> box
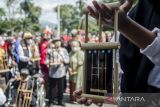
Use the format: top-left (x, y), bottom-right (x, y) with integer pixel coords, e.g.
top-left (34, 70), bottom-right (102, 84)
top-left (49, 73), bottom-right (117, 107)
top-left (49, 93), bottom-right (117, 107)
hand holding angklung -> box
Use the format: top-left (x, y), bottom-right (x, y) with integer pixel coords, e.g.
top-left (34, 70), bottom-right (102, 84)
top-left (86, 0), bottom-right (133, 29)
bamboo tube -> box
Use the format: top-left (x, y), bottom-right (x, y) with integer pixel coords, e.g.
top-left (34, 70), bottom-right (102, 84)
top-left (99, 13), bottom-right (102, 42)
top-left (85, 12), bottom-right (88, 43)
top-left (82, 94), bottom-right (106, 102)
top-left (113, 10), bottom-right (119, 97)
top-left (81, 42), bottom-right (120, 50)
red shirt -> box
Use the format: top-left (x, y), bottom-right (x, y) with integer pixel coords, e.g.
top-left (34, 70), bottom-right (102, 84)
top-left (62, 35), bottom-right (71, 44)
top-left (0, 41), bottom-right (10, 53)
top-left (39, 41), bottom-right (48, 64)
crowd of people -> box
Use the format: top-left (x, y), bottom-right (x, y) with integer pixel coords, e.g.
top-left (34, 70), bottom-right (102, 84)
top-left (0, 27), bottom-right (113, 107)
top-left (1, 0), bottom-right (160, 106)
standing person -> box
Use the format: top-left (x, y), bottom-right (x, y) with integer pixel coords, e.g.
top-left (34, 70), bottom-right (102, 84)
top-left (68, 40), bottom-right (84, 103)
top-left (67, 29), bottom-right (79, 53)
top-left (30, 39), bottom-right (40, 75)
top-left (46, 36), bottom-right (69, 106)
top-left (38, 33), bottom-right (50, 100)
top-left (39, 33), bottom-right (49, 77)
top-left (16, 32), bottom-right (34, 74)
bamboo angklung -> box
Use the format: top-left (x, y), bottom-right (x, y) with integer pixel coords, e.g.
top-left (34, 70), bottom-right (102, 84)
top-left (16, 78), bottom-right (35, 107)
top-left (0, 47), bottom-right (10, 73)
top-left (82, 3), bottom-right (120, 102)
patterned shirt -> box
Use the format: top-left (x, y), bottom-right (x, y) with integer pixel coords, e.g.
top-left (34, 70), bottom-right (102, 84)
top-left (46, 47), bottom-right (69, 78)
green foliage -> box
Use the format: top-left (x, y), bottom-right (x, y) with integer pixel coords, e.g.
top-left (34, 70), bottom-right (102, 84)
top-left (0, 8), bottom-right (5, 18)
top-left (0, 0), bottom-right (42, 34)
top-left (54, 0), bottom-right (139, 34)
top-left (54, 3), bottom-right (99, 33)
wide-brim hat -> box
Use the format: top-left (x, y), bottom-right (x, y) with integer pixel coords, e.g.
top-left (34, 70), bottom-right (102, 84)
top-left (52, 36), bottom-right (61, 42)
top-left (23, 32), bottom-right (33, 39)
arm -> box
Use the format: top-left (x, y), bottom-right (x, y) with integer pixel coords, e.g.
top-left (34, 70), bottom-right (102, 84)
top-left (77, 51), bottom-right (84, 66)
top-left (119, 16), bottom-right (156, 49)
top-left (45, 49), bottom-right (51, 65)
top-left (87, 0), bottom-right (156, 49)
top-left (60, 48), bottom-right (70, 64)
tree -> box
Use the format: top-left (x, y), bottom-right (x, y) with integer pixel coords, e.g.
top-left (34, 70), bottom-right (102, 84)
top-left (20, 0), bottom-right (42, 32)
top-left (54, 4), bottom-right (78, 32)
top-left (0, 0), bottom-right (42, 34)
top-left (0, 8), bottom-right (5, 19)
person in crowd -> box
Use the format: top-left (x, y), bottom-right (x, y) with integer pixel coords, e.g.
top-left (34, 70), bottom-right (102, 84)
top-left (38, 33), bottom-right (50, 100)
top-left (13, 35), bottom-right (22, 65)
top-left (46, 36), bottom-right (69, 106)
top-left (39, 33), bottom-right (49, 79)
top-left (105, 31), bottom-right (113, 42)
top-left (68, 40), bottom-right (84, 103)
top-left (4, 37), bottom-right (16, 82)
top-left (15, 32), bottom-right (35, 75)
top-left (30, 38), bottom-right (40, 74)
top-left (67, 29), bottom-right (79, 52)
top-left (12, 68), bottom-right (37, 107)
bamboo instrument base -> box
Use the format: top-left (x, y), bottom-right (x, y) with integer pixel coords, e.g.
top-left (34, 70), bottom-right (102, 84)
top-left (0, 69), bottom-right (10, 73)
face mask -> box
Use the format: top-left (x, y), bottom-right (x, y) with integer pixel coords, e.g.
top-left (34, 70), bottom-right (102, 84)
top-left (18, 37), bottom-right (22, 41)
top-left (26, 39), bottom-right (33, 45)
top-left (72, 47), bottom-right (80, 52)
top-left (55, 41), bottom-right (61, 48)
top-left (51, 44), bottom-right (55, 49)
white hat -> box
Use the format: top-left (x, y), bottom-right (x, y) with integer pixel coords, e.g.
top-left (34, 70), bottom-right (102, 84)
top-left (21, 68), bottom-right (29, 75)
top-left (52, 36), bottom-right (61, 42)
top-left (71, 29), bottom-right (78, 37)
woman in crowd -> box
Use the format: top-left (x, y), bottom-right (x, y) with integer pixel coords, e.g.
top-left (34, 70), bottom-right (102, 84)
top-left (68, 40), bottom-right (84, 103)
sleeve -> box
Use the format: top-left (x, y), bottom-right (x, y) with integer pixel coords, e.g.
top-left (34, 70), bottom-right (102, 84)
top-left (18, 45), bottom-right (29, 62)
top-left (45, 49), bottom-right (51, 65)
top-left (61, 48), bottom-right (70, 64)
top-left (77, 51), bottom-right (84, 66)
top-left (34, 45), bottom-right (40, 57)
top-left (140, 27), bottom-right (160, 66)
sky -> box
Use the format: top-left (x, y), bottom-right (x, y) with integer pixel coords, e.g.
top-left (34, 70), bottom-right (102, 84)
top-left (33, 0), bottom-right (76, 25)
top-left (33, 0), bottom-right (92, 25)
top-left (0, 0), bottom-right (92, 25)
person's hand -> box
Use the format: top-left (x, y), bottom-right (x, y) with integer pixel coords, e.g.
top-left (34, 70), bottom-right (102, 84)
top-left (86, 0), bottom-right (133, 29)
top-left (68, 67), bottom-right (77, 76)
top-left (29, 58), bottom-right (33, 63)
top-left (12, 60), bottom-right (17, 66)
top-left (60, 59), bottom-right (64, 64)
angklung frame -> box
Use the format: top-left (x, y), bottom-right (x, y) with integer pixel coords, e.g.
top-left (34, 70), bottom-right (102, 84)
top-left (0, 47), bottom-right (10, 73)
top-left (82, 3), bottom-right (120, 102)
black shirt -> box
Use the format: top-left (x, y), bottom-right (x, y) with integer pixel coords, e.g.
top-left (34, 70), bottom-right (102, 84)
top-left (119, 0), bottom-right (160, 93)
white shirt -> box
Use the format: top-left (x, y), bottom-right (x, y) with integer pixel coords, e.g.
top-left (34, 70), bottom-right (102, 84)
top-left (140, 28), bottom-right (160, 88)
top-left (0, 88), bottom-right (6, 105)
